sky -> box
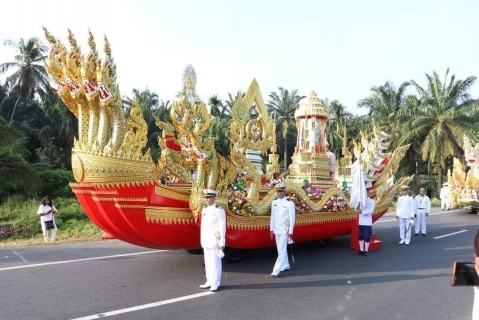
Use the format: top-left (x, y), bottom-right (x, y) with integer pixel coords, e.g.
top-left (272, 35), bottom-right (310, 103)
top-left (1, 0), bottom-right (478, 115)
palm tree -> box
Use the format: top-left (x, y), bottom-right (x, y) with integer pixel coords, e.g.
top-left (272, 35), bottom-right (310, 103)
top-left (326, 99), bottom-right (352, 156)
top-left (266, 87), bottom-right (305, 172)
top-left (400, 69), bottom-right (478, 194)
top-left (208, 95), bottom-right (223, 122)
top-left (0, 38), bottom-right (49, 123)
top-left (224, 91), bottom-right (244, 117)
top-left (0, 116), bottom-right (39, 193)
top-left (358, 81), bottom-right (410, 134)
top-left (123, 88), bottom-right (159, 125)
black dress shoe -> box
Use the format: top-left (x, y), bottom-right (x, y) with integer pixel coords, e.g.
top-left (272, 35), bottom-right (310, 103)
top-left (364, 251), bottom-right (369, 256)
top-left (414, 233), bottom-right (419, 236)
top-left (358, 250), bottom-right (364, 255)
top-left (422, 234), bottom-right (426, 237)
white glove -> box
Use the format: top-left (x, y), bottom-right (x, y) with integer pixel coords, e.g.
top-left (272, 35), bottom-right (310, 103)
top-left (218, 250), bottom-right (225, 258)
top-left (409, 219), bottom-right (414, 225)
top-left (288, 239), bottom-right (294, 244)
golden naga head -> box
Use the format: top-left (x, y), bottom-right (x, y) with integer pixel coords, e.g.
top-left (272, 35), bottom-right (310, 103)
top-left (63, 29), bottom-right (84, 97)
top-left (43, 27), bottom-right (67, 95)
top-left (81, 30), bottom-right (100, 99)
top-left (96, 35), bottom-right (120, 107)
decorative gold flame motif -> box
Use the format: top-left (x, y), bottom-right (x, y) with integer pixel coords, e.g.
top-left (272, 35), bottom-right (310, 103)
top-left (450, 136), bottom-right (479, 207)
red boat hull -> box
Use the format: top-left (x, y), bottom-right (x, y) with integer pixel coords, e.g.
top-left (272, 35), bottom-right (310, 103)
top-left (71, 182), bottom-right (387, 250)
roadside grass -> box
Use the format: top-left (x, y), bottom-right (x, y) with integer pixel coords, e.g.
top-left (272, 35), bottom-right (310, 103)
top-left (0, 196), bottom-right (103, 248)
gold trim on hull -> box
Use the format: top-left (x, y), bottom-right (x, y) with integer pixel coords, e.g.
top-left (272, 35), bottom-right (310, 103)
top-left (154, 186), bottom-right (190, 202)
top-left (92, 197), bottom-right (147, 202)
top-left (145, 208), bottom-right (195, 225)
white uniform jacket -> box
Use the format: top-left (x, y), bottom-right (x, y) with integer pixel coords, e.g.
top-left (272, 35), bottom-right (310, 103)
top-left (358, 198), bottom-right (375, 226)
top-left (414, 195), bottom-right (431, 213)
top-left (439, 187), bottom-right (450, 199)
top-left (200, 204), bottom-right (226, 249)
top-left (270, 197), bottom-right (296, 235)
top-left (396, 195), bottom-right (415, 219)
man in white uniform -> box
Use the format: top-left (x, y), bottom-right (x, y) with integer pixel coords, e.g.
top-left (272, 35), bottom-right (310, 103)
top-left (199, 189), bottom-right (226, 292)
top-left (325, 142), bottom-right (336, 177)
top-left (270, 183), bottom-right (296, 276)
top-left (357, 196), bottom-right (376, 256)
top-left (396, 185), bottom-right (415, 245)
top-left (414, 187), bottom-right (431, 237)
top-left (440, 182), bottom-right (451, 211)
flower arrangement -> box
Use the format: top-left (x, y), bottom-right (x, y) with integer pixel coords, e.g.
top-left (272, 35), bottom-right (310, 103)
top-left (301, 182), bottom-right (324, 198)
top-left (321, 195), bottom-right (349, 212)
top-left (227, 181), bottom-right (258, 217)
top-left (285, 192), bottom-right (313, 214)
top-left (341, 187), bottom-right (351, 197)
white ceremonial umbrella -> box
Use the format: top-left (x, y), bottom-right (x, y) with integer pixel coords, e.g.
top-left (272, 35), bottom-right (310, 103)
top-left (350, 161), bottom-right (367, 209)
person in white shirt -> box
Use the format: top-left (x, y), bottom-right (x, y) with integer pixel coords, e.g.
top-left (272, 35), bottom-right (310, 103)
top-left (414, 187), bottom-right (431, 237)
top-left (440, 182), bottom-right (451, 211)
top-left (325, 142), bottom-right (336, 177)
top-left (396, 185), bottom-right (415, 245)
top-left (36, 196), bottom-right (58, 243)
top-left (357, 196), bottom-right (376, 256)
top-left (199, 189), bottom-right (226, 292)
top-left (270, 183), bottom-right (296, 276)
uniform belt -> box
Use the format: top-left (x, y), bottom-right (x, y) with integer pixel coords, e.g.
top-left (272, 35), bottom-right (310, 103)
top-left (418, 208), bottom-right (426, 209)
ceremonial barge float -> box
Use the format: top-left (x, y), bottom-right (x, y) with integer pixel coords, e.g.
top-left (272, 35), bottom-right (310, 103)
top-left (43, 29), bottom-right (412, 257)
top-left (448, 136), bottom-right (479, 213)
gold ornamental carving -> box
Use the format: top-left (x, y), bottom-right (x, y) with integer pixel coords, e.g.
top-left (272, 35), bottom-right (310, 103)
top-left (145, 208), bottom-right (195, 225)
top-left (71, 153), bottom-right (84, 182)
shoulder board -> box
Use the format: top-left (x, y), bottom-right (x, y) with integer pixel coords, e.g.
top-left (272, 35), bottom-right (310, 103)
top-left (215, 204), bottom-right (218, 208)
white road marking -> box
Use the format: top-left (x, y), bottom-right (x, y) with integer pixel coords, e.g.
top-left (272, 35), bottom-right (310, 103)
top-left (70, 291), bottom-right (215, 320)
top-left (375, 209), bottom-right (459, 224)
top-left (434, 230), bottom-right (468, 239)
top-left (12, 250), bottom-right (27, 262)
top-left (0, 250), bottom-right (166, 272)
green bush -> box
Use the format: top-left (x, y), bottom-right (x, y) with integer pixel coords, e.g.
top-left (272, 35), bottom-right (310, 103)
top-left (0, 195), bottom-right (99, 240)
top-left (38, 169), bottom-right (75, 198)
top-left (431, 197), bottom-right (441, 206)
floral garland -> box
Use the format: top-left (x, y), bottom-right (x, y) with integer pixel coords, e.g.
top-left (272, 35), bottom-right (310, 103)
top-left (227, 179), bottom-right (349, 215)
top-left (285, 191), bottom-right (313, 214)
top-left (322, 195), bottom-right (349, 212)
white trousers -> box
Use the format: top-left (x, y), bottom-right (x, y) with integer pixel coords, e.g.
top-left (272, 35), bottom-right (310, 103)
top-left (399, 218), bottom-right (412, 241)
top-left (203, 247), bottom-right (221, 289)
top-left (272, 234), bottom-right (289, 275)
top-left (41, 220), bottom-right (57, 242)
top-left (441, 197), bottom-right (450, 210)
top-left (415, 209), bottom-right (427, 234)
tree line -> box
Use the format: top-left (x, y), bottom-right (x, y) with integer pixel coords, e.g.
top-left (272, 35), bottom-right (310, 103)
top-left (1, 37), bottom-right (478, 201)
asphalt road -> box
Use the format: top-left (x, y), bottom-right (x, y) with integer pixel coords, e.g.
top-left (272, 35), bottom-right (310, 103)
top-left (1, 207), bottom-right (478, 320)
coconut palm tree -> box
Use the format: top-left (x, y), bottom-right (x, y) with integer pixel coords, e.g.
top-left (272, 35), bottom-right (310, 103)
top-left (0, 38), bottom-right (49, 123)
top-left (326, 99), bottom-right (352, 156)
top-left (225, 91), bottom-right (244, 116)
top-left (0, 116), bottom-right (39, 193)
top-left (208, 95), bottom-right (223, 122)
top-left (358, 81), bottom-right (410, 134)
top-left (267, 87), bottom-right (305, 172)
top-left (400, 69), bottom-right (479, 194)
